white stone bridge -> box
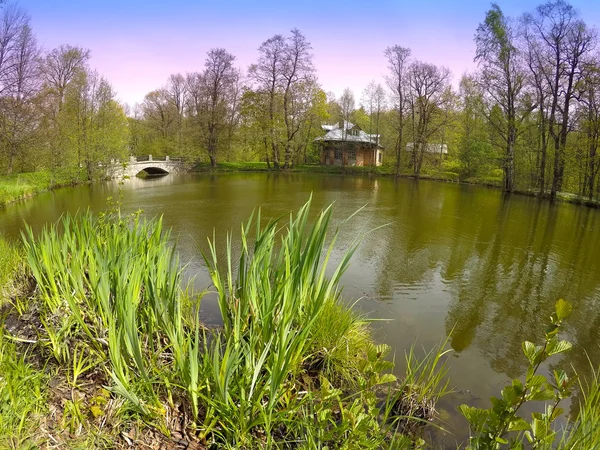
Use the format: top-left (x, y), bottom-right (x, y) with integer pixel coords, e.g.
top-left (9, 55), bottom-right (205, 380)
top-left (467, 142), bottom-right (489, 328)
top-left (106, 155), bottom-right (189, 178)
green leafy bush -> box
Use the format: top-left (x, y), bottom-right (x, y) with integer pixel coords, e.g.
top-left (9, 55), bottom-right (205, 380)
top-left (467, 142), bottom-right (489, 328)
top-left (460, 299), bottom-right (583, 449)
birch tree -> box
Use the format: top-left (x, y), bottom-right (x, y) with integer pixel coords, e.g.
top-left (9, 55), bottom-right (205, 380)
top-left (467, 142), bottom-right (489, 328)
top-left (362, 80), bottom-right (386, 146)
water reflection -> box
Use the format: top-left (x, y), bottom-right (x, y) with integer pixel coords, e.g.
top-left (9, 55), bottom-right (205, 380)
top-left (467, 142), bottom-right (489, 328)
top-left (1, 173), bottom-right (599, 445)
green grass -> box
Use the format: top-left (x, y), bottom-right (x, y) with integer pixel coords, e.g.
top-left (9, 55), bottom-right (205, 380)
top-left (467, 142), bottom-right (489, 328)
top-left (0, 333), bottom-right (47, 449)
top-left (193, 161), bottom-right (271, 172)
top-left (0, 237), bottom-right (24, 306)
top-left (0, 173), bottom-right (48, 207)
top-left (0, 171), bottom-right (78, 208)
top-left (555, 368), bottom-right (600, 449)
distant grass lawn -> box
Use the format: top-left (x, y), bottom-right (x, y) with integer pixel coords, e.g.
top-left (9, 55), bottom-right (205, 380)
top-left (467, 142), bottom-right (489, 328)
top-left (193, 161), bottom-right (271, 172)
top-left (191, 160), bottom-right (471, 181)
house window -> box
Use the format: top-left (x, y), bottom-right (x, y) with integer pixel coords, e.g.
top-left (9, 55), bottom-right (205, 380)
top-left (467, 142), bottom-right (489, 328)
top-left (334, 149), bottom-right (343, 159)
top-left (348, 149), bottom-right (356, 159)
top-left (378, 152), bottom-right (382, 163)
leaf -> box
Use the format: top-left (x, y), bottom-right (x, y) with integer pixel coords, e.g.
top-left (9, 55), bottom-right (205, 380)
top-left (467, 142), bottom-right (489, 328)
top-left (555, 299), bottom-right (572, 321)
top-left (531, 417), bottom-right (550, 439)
top-left (459, 405), bottom-right (490, 429)
top-left (528, 374), bottom-right (547, 387)
top-left (501, 386), bottom-right (520, 405)
top-left (547, 340), bottom-right (572, 356)
top-left (522, 341), bottom-right (537, 365)
top-left (377, 373), bottom-right (397, 385)
top-left (529, 386), bottom-right (555, 401)
top-left (508, 417), bottom-right (531, 432)
top-left (90, 405), bottom-right (104, 418)
top-left (550, 406), bottom-right (564, 421)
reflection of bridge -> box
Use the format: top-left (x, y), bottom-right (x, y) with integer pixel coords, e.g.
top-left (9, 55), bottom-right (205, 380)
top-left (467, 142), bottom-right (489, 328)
top-left (106, 155), bottom-right (189, 178)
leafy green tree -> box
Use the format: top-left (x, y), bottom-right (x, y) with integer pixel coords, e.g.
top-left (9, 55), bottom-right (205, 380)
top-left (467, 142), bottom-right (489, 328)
top-left (60, 69), bottom-right (128, 181)
top-left (475, 4), bottom-right (530, 192)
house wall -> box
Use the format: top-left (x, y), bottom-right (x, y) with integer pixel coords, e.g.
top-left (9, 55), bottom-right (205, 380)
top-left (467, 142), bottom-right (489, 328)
top-left (321, 145), bottom-right (382, 167)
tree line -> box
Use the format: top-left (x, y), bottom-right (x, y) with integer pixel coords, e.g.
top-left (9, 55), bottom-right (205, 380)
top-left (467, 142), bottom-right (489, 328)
top-left (1, 0), bottom-right (600, 202)
top-left (0, 3), bottom-right (128, 182)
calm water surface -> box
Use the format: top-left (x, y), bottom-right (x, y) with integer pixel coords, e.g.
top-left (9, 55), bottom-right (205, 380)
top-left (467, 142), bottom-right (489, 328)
top-left (1, 172), bottom-right (599, 446)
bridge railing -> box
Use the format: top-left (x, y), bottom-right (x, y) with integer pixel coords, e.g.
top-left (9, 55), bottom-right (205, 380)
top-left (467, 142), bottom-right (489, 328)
top-left (106, 155), bottom-right (197, 166)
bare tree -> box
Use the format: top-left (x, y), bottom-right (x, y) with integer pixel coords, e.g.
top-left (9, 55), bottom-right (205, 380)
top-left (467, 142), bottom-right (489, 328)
top-left (339, 87), bottom-right (355, 168)
top-left (524, 0), bottom-right (597, 199)
top-left (0, 3), bottom-right (31, 95)
top-left (408, 61), bottom-right (452, 176)
top-left (248, 35), bottom-right (286, 168)
top-left (281, 29), bottom-right (314, 168)
top-left (521, 17), bottom-right (551, 193)
top-left (165, 73), bottom-right (187, 154)
top-left (142, 89), bottom-right (177, 144)
top-left (362, 80), bottom-right (386, 145)
top-left (579, 60), bottom-right (600, 200)
top-left (43, 44), bottom-right (90, 111)
top-left (201, 48), bottom-right (237, 167)
top-left (0, 5), bottom-right (40, 174)
top-left (224, 68), bottom-right (242, 162)
top-left (384, 45), bottom-right (411, 175)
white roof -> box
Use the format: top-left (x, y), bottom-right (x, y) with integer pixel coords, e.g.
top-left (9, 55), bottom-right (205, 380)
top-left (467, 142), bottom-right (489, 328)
top-left (315, 122), bottom-right (382, 147)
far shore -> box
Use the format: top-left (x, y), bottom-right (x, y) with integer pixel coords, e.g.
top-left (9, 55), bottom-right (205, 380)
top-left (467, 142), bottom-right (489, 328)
top-left (2, 162), bottom-right (599, 211)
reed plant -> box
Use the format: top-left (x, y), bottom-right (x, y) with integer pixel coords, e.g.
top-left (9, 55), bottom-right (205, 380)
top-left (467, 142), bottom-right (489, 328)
top-left (201, 200), bottom-right (364, 446)
top-left (21, 209), bottom-right (198, 424)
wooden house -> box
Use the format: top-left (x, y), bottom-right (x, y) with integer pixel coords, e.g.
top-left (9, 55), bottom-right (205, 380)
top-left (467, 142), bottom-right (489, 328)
top-left (315, 122), bottom-right (383, 167)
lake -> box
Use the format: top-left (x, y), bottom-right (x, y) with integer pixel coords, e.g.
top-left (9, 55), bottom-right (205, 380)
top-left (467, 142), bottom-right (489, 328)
top-left (1, 172), bottom-right (599, 445)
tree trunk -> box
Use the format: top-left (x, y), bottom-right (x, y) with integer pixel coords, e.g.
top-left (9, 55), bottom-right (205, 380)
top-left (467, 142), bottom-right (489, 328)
top-left (395, 123), bottom-right (403, 177)
top-left (550, 139), bottom-right (561, 200)
top-left (538, 121), bottom-right (547, 195)
top-left (504, 134), bottom-right (515, 192)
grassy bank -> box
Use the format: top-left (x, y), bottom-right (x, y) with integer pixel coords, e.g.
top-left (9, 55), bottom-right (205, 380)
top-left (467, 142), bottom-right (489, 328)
top-left (0, 171), bottom-right (79, 209)
top-left (1, 202), bottom-right (600, 448)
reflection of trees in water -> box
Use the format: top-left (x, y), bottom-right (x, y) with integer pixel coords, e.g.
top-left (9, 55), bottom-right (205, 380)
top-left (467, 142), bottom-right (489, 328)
top-left (359, 180), bottom-right (600, 385)
top-left (443, 196), bottom-right (600, 382)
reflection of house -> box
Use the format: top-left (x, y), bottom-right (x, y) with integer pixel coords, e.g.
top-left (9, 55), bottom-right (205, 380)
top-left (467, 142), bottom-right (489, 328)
top-left (406, 142), bottom-right (448, 155)
top-left (315, 122), bottom-right (383, 166)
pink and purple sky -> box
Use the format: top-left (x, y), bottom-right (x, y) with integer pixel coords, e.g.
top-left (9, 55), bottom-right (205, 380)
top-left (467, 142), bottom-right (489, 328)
top-left (18, 0), bottom-right (600, 107)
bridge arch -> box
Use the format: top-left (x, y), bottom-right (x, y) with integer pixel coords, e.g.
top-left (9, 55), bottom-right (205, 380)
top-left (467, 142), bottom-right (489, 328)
top-left (136, 166), bottom-right (170, 176)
